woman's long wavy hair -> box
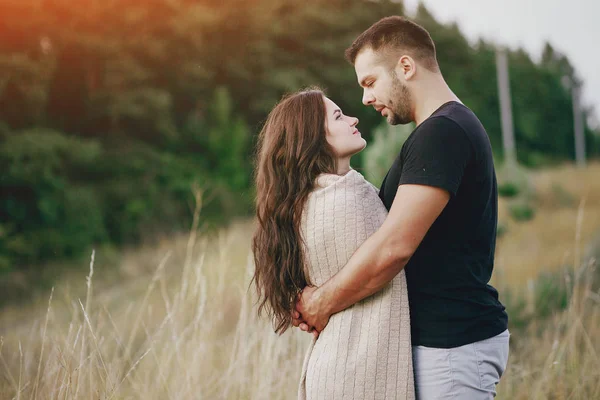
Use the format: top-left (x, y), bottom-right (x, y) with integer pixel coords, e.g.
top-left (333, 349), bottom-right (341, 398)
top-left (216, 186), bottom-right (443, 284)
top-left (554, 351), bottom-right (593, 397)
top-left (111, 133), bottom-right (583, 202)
top-left (252, 88), bottom-right (337, 334)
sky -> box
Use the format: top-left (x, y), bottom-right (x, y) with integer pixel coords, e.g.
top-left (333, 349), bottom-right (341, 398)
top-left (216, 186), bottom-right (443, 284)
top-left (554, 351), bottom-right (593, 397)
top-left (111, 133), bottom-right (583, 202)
top-left (403, 0), bottom-right (600, 126)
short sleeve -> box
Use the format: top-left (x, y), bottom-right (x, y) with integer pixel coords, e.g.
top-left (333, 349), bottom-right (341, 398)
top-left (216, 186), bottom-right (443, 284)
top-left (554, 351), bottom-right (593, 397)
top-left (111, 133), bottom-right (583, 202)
top-left (398, 117), bottom-right (473, 196)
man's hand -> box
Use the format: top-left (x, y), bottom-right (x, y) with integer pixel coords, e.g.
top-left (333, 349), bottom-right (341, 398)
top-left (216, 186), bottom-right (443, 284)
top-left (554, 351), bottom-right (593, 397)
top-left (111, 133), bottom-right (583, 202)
top-left (294, 286), bottom-right (331, 335)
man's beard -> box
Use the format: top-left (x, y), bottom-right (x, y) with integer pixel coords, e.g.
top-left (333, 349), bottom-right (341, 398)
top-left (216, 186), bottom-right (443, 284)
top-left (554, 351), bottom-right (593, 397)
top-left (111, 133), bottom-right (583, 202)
top-left (386, 72), bottom-right (413, 125)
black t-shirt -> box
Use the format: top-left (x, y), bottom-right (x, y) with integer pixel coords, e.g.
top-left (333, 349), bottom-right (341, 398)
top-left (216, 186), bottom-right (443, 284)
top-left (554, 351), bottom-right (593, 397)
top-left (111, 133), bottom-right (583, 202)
top-left (379, 101), bottom-right (508, 349)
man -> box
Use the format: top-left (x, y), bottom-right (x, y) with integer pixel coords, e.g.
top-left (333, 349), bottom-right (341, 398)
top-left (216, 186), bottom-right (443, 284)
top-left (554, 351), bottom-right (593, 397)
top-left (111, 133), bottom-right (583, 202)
top-left (293, 16), bottom-right (509, 399)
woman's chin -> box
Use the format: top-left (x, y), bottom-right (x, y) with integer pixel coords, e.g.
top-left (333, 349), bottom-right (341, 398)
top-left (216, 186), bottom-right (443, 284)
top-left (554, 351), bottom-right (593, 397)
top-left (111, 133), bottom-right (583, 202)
top-left (351, 141), bottom-right (368, 156)
top-left (359, 139), bottom-right (368, 151)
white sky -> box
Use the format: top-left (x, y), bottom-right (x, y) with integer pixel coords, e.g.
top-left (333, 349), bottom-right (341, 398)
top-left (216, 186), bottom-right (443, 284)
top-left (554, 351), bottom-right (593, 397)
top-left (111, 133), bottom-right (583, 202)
top-left (404, 0), bottom-right (600, 126)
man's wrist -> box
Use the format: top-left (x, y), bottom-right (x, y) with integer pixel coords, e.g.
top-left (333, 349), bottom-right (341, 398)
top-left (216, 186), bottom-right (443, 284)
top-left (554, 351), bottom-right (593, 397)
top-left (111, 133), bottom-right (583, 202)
top-left (315, 284), bottom-right (335, 317)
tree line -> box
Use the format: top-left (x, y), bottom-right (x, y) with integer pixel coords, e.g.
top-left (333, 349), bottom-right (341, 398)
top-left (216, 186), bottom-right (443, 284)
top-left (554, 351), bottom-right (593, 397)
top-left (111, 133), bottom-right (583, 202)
top-left (0, 0), bottom-right (598, 274)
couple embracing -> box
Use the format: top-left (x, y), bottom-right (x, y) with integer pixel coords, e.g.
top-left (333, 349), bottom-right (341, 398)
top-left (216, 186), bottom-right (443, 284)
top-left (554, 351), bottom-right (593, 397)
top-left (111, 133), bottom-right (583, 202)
top-left (252, 16), bottom-right (510, 400)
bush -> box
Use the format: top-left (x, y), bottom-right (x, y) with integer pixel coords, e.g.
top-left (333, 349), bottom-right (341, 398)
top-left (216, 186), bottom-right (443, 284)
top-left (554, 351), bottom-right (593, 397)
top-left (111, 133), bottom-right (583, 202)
top-left (501, 266), bottom-right (575, 332)
top-left (0, 129), bottom-right (106, 266)
top-left (180, 87), bottom-right (251, 192)
top-left (509, 202), bottom-right (536, 222)
top-left (0, 126), bottom-right (252, 273)
top-left (362, 122), bottom-right (414, 187)
top-left (498, 182), bottom-right (520, 197)
top-left (496, 162), bottom-right (534, 200)
top-left (533, 270), bottom-right (570, 318)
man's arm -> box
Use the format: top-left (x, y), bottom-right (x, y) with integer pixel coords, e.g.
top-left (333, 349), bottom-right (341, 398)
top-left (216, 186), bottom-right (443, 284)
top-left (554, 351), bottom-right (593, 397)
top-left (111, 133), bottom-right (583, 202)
top-left (295, 183), bottom-right (450, 332)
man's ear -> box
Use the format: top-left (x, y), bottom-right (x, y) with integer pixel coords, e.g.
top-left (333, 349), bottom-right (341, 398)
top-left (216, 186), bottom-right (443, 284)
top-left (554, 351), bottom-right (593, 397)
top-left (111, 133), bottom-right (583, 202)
top-left (397, 55), bottom-right (417, 81)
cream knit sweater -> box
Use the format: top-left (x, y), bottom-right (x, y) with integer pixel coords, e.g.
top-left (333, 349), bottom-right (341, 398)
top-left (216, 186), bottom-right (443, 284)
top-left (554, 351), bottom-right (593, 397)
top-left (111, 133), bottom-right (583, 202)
top-left (298, 170), bottom-right (414, 400)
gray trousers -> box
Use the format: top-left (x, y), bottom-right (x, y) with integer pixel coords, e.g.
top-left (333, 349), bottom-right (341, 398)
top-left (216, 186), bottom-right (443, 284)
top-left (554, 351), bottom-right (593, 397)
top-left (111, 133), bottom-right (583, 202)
top-left (412, 329), bottom-right (510, 399)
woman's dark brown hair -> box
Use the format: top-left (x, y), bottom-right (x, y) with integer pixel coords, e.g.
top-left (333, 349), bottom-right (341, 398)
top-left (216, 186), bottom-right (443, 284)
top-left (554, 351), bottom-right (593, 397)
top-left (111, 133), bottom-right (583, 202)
top-left (251, 88), bottom-right (337, 334)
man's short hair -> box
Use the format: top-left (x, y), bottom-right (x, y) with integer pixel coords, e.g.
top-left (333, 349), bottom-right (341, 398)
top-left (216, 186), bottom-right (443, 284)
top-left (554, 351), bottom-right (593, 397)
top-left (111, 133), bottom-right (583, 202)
top-left (345, 16), bottom-right (439, 72)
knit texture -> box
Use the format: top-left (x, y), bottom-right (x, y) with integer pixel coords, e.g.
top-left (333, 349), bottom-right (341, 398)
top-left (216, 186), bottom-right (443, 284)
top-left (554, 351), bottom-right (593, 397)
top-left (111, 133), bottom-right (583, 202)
top-left (298, 170), bottom-right (414, 400)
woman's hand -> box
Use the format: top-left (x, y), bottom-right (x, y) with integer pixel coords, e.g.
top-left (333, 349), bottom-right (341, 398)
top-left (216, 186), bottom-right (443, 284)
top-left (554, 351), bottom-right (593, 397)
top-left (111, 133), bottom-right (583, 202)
top-left (292, 309), bottom-right (320, 339)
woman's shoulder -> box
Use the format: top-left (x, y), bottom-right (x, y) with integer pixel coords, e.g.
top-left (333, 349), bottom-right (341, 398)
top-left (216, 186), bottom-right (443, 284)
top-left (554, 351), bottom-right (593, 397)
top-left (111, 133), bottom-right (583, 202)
top-left (302, 169), bottom-right (387, 229)
top-left (314, 169), bottom-right (369, 189)
top-left (308, 169), bottom-right (380, 203)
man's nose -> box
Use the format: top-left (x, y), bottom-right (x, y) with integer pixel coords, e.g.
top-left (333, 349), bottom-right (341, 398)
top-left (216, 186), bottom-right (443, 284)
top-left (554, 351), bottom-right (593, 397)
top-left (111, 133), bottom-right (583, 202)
top-left (362, 89), bottom-right (374, 106)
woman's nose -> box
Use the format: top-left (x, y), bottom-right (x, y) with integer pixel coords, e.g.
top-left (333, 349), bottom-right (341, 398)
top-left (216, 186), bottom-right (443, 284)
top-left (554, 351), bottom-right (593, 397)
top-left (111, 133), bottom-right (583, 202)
top-left (352, 117), bottom-right (359, 126)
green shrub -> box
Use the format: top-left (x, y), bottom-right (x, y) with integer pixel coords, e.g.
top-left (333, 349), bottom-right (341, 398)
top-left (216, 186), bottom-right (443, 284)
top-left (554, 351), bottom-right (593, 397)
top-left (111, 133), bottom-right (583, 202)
top-left (500, 267), bottom-right (576, 331)
top-left (496, 162), bottom-right (534, 201)
top-left (362, 122), bottom-right (414, 187)
top-left (205, 87), bottom-right (251, 192)
top-left (0, 129), bottom-right (106, 266)
top-left (498, 182), bottom-right (520, 198)
top-left (509, 203), bottom-right (535, 222)
top-left (522, 151), bottom-right (559, 168)
top-left (533, 270), bottom-right (570, 318)
top-left (0, 88), bottom-right (256, 276)
top-left (0, 127), bottom-right (251, 273)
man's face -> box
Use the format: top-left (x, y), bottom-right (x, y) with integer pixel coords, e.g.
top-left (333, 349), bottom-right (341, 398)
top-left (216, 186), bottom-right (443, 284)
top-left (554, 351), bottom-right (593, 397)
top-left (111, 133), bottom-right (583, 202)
top-left (354, 48), bottom-right (413, 125)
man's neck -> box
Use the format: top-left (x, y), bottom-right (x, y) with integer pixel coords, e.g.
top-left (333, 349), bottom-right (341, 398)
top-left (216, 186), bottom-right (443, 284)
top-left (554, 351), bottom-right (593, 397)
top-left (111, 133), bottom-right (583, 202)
top-left (412, 76), bottom-right (460, 126)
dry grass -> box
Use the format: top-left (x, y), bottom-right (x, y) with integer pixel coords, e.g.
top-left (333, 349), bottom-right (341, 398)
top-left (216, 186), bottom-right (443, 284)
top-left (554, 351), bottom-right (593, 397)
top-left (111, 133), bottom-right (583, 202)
top-left (497, 267), bottom-right (600, 399)
top-left (0, 164), bottom-right (599, 399)
top-left (494, 162), bottom-right (600, 288)
top-left (0, 218), bottom-right (312, 400)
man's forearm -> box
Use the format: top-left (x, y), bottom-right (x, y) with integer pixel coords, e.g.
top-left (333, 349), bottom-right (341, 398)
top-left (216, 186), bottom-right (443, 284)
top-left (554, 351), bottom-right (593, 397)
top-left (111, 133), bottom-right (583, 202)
top-left (301, 184), bottom-right (449, 326)
top-left (316, 228), bottom-right (410, 316)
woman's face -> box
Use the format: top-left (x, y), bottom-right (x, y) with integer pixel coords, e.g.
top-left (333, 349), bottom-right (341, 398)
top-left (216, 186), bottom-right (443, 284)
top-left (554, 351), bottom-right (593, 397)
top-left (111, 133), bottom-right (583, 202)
top-left (323, 96), bottom-right (366, 158)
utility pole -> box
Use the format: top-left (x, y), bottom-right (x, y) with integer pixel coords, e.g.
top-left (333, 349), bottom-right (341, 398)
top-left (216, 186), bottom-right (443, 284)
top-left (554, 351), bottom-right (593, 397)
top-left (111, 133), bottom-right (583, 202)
top-left (572, 84), bottom-right (586, 167)
top-left (562, 75), bottom-right (586, 167)
top-left (495, 47), bottom-right (517, 167)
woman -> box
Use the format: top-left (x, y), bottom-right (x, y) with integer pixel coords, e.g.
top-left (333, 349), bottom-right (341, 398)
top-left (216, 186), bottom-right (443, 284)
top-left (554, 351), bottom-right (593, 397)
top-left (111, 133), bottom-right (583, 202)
top-left (252, 88), bottom-right (414, 399)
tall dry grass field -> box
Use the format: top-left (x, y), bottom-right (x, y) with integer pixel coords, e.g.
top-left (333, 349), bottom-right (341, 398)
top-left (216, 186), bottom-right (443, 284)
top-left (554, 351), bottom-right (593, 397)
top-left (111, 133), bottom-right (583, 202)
top-left (1, 164), bottom-right (599, 399)
top-left (494, 163), bottom-right (600, 288)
